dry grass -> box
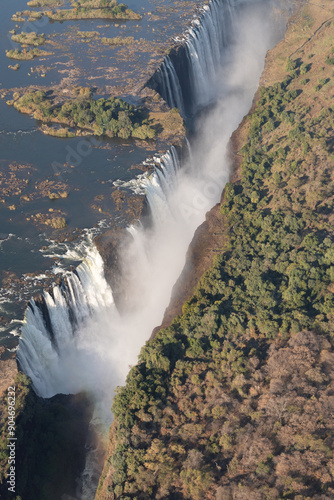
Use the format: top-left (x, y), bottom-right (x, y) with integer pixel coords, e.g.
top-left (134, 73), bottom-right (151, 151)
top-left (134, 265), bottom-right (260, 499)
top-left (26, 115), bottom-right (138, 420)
top-left (149, 108), bottom-right (185, 144)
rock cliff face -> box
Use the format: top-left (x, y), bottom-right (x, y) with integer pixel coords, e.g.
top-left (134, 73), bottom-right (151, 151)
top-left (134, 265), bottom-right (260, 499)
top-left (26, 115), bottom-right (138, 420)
top-left (146, 43), bottom-right (194, 116)
top-left (152, 203), bottom-right (227, 336)
top-left (95, 0), bottom-right (334, 497)
top-left (151, 110), bottom-right (251, 336)
top-left (0, 355), bottom-right (94, 499)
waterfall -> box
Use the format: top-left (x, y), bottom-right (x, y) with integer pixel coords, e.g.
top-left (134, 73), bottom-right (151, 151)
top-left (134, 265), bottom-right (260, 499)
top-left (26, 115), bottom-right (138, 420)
top-left (141, 146), bottom-right (182, 226)
top-left (15, 0), bottom-right (290, 496)
top-left (17, 246), bottom-right (116, 398)
top-left (17, 146), bottom-right (183, 399)
top-left (148, 0), bottom-right (236, 116)
top-left (112, 146), bottom-right (183, 225)
top-left (16, 0), bottom-right (288, 406)
top-left (158, 56), bottom-right (185, 116)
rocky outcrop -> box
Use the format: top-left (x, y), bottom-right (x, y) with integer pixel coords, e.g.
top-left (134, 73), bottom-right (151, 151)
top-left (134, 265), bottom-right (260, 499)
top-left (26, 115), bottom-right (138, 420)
top-left (0, 364), bottom-right (94, 500)
top-left (95, 227), bottom-right (135, 312)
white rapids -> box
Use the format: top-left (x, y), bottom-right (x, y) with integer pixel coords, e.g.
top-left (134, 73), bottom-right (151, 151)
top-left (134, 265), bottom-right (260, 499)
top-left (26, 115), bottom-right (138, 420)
top-left (16, 2), bottom-right (292, 497)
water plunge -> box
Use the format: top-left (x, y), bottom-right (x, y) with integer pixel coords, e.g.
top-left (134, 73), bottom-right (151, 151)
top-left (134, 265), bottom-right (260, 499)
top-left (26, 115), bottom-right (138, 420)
top-left (148, 0), bottom-right (236, 117)
top-left (17, 0), bottom-right (291, 495)
top-left (18, 0), bottom-right (287, 422)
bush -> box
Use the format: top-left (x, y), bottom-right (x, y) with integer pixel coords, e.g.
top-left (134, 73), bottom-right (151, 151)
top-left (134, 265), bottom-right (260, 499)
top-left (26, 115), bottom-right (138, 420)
top-left (300, 62), bottom-right (310, 74)
top-left (132, 124), bottom-right (155, 139)
top-left (286, 58), bottom-right (297, 71)
top-left (12, 90), bottom-right (155, 140)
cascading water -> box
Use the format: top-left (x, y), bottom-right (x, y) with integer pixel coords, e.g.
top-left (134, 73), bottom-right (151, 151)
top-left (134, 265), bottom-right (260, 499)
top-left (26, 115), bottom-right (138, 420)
top-left (158, 56), bottom-right (185, 117)
top-left (185, 0), bottom-right (235, 110)
top-left (17, 146), bottom-right (183, 400)
top-left (141, 146), bottom-right (182, 225)
top-left (148, 0), bottom-right (236, 116)
top-left (17, 245), bottom-right (117, 397)
top-left (16, 0), bottom-right (292, 497)
top-left (112, 145), bottom-right (183, 225)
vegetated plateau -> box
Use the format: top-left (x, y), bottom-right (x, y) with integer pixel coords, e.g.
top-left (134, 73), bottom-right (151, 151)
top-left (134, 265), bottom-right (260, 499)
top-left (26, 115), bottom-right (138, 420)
top-left (1, 0), bottom-right (334, 499)
top-left (7, 87), bottom-right (184, 141)
top-left (96, 1), bottom-right (334, 498)
top-left (12, 0), bottom-right (142, 23)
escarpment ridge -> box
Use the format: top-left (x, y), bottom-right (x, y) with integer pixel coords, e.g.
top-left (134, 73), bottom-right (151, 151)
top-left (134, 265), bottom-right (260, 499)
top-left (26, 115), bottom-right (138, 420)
top-left (96, 0), bottom-right (334, 498)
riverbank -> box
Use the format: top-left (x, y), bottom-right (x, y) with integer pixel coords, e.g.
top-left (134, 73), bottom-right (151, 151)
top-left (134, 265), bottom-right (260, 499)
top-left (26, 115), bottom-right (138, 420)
top-left (0, 0), bottom-right (194, 497)
top-left (96, 0), bottom-right (334, 497)
top-left (0, 0), bottom-right (203, 341)
top-left (6, 86), bottom-right (184, 142)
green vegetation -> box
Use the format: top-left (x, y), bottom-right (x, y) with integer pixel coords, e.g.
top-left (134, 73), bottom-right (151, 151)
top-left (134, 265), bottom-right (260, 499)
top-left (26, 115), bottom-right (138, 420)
top-left (74, 0), bottom-right (123, 6)
top-left (101, 36), bottom-right (134, 45)
top-left (20, 0), bottom-right (142, 21)
top-left (6, 48), bottom-right (52, 60)
top-left (315, 77), bottom-right (329, 91)
top-left (11, 31), bottom-right (46, 46)
top-left (11, 13), bottom-right (26, 22)
top-left (41, 124), bottom-right (76, 138)
top-left (74, 0), bottom-right (122, 6)
top-left (77, 30), bottom-right (100, 38)
top-left (14, 9), bottom-right (41, 18)
top-left (102, 328), bottom-right (334, 499)
top-left (27, 11), bottom-right (43, 20)
top-left (11, 90), bottom-right (156, 140)
top-left (46, 6), bottom-right (141, 21)
top-left (75, 33), bottom-right (135, 45)
top-left (27, 0), bottom-right (63, 6)
top-left (285, 57), bottom-right (297, 71)
top-left (13, 0), bottom-right (141, 22)
top-left (49, 216), bottom-right (67, 228)
top-left (132, 124), bottom-right (155, 139)
top-left (300, 62), bottom-right (310, 74)
top-left (96, 18), bottom-right (334, 500)
top-left (8, 64), bottom-right (20, 71)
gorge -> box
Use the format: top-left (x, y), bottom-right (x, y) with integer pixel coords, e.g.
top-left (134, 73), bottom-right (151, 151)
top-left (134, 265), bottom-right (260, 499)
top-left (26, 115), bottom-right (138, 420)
top-left (18, 0), bottom-right (290, 401)
top-left (2, 0), bottom-right (334, 498)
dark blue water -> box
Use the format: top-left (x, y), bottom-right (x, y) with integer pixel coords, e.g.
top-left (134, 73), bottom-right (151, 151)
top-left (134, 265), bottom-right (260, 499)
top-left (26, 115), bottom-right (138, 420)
top-left (0, 0), bottom-right (198, 89)
top-left (0, 0), bottom-right (200, 351)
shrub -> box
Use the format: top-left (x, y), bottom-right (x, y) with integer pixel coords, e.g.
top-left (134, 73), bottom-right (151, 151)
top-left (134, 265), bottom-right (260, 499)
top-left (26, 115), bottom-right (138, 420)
top-left (132, 124), bottom-right (155, 139)
top-left (12, 90), bottom-right (155, 140)
top-left (286, 58), bottom-right (297, 71)
top-left (300, 62), bottom-right (310, 74)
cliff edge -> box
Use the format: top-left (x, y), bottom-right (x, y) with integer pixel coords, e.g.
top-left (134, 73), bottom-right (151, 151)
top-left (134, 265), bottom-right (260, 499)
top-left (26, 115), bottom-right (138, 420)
top-left (96, 0), bottom-right (334, 497)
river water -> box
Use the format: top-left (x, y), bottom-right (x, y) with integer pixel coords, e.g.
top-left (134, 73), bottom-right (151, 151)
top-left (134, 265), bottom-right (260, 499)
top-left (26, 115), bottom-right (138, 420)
top-left (0, 0), bottom-right (202, 350)
top-left (1, 0), bottom-right (294, 497)
top-left (17, 0), bottom-right (291, 404)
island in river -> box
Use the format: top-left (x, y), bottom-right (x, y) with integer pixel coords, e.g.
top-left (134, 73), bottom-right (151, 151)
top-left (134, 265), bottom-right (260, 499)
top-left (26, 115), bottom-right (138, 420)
top-left (0, 0), bottom-right (201, 347)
